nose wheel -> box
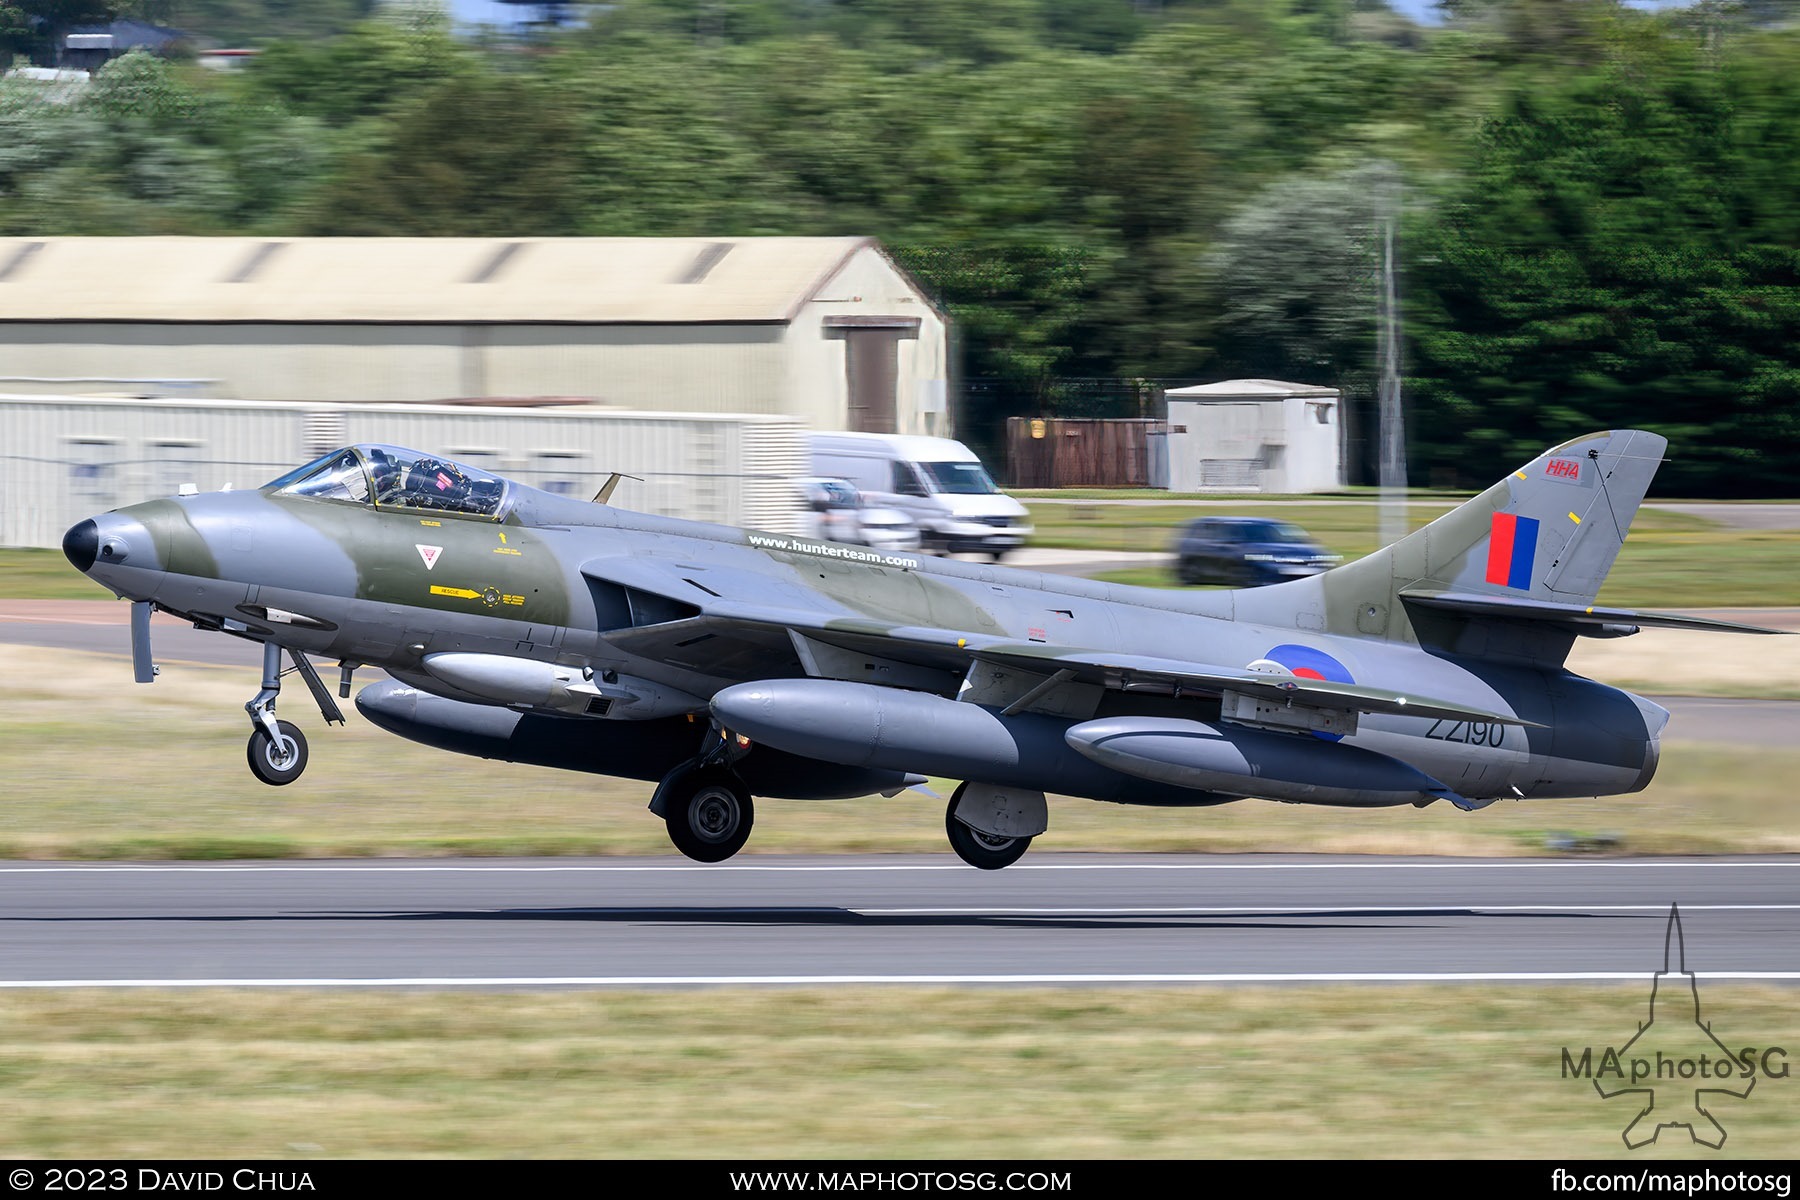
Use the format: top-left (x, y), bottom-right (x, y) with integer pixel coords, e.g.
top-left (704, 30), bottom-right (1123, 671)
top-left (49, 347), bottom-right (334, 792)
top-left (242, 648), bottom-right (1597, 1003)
top-left (247, 720), bottom-right (309, 786)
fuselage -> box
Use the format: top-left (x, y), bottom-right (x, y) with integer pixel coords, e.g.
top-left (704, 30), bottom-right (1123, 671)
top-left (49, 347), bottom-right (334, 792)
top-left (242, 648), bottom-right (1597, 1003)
top-left (64, 471), bottom-right (1664, 808)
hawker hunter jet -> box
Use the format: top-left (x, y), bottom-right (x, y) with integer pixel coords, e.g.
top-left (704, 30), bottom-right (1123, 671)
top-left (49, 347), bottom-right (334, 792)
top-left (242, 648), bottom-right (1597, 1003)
top-left (61, 431), bottom-right (1778, 868)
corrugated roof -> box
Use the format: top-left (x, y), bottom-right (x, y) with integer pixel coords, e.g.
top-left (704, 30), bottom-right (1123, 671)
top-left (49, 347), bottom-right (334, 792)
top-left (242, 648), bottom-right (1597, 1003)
top-left (0, 237), bottom-right (882, 323)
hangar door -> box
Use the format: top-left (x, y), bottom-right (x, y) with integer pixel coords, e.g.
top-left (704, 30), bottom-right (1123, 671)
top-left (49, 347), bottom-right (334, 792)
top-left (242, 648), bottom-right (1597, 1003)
top-left (825, 316), bottom-right (920, 434)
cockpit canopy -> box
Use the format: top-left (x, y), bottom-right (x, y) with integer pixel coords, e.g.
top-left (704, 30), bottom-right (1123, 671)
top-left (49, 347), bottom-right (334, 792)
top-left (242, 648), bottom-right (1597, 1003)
top-left (264, 445), bottom-right (509, 519)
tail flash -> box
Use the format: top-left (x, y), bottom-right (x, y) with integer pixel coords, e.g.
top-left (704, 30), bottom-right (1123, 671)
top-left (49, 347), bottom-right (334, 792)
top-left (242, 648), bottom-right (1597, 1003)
top-left (1278, 430), bottom-right (1669, 660)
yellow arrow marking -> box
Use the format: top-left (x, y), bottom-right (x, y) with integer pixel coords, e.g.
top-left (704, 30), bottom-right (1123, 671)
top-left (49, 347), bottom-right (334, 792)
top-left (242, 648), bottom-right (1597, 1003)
top-left (429, 586), bottom-right (480, 600)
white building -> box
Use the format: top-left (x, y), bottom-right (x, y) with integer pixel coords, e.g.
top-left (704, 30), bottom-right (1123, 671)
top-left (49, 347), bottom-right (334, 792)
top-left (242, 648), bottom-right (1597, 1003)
top-left (0, 395), bottom-right (808, 548)
top-left (1162, 379), bottom-right (1344, 493)
top-left (0, 236), bottom-right (948, 437)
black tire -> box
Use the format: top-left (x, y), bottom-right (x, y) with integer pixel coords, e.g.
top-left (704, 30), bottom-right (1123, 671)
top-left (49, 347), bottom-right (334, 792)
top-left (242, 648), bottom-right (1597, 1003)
top-left (247, 720), bottom-right (308, 786)
top-left (944, 786), bottom-right (1031, 871)
top-left (665, 769), bottom-right (754, 863)
top-left (988, 549), bottom-right (1010, 563)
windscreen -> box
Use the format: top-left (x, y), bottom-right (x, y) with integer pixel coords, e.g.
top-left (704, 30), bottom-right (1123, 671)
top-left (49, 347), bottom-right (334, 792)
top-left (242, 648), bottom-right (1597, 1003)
top-left (266, 448), bottom-right (370, 504)
top-left (919, 461), bottom-right (999, 495)
top-left (1237, 520), bottom-right (1314, 544)
top-left (267, 445), bottom-right (508, 519)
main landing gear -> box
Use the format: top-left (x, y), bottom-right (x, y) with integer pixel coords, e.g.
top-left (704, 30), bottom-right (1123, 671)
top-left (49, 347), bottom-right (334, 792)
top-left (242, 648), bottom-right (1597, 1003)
top-left (244, 641), bottom-right (346, 786)
top-left (662, 765), bottom-right (755, 863)
top-left (944, 781), bottom-right (1045, 870)
top-left (653, 725), bottom-right (756, 863)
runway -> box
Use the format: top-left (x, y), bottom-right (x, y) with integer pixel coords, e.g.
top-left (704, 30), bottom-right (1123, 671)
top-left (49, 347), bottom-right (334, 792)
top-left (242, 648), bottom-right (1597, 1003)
top-left (1, 855), bottom-right (1795, 988)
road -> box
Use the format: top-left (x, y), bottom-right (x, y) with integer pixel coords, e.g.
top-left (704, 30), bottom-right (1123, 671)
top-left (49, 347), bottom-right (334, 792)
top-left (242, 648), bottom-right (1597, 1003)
top-left (0, 856), bottom-right (1793, 987)
top-left (1022, 497), bottom-right (1800, 532)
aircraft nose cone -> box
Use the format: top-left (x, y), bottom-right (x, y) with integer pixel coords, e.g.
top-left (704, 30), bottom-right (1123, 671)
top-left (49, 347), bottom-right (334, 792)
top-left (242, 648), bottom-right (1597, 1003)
top-left (62, 519), bottom-right (99, 573)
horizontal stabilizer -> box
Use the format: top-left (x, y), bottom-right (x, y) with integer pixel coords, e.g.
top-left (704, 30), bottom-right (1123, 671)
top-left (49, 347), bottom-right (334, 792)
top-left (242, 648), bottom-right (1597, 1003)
top-left (1400, 589), bottom-right (1791, 635)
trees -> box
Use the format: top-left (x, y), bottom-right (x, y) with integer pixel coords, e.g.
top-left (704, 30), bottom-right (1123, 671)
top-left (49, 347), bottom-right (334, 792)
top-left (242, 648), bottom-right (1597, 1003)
top-left (1407, 19), bottom-right (1800, 493)
top-left (1, 1), bottom-right (117, 66)
top-left (1, 0), bottom-right (1796, 492)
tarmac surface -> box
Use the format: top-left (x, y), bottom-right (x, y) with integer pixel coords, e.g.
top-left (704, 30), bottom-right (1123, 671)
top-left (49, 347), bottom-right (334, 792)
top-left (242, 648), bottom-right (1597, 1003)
top-left (0, 855), bottom-right (1793, 987)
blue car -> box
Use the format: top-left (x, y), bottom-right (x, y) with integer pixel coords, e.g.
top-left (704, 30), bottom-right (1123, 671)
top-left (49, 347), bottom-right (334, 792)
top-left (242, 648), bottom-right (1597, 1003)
top-left (1171, 516), bottom-right (1340, 586)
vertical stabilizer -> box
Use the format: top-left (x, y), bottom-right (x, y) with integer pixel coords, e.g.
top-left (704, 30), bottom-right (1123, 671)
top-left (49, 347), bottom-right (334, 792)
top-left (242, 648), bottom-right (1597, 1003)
top-left (1259, 430), bottom-right (1668, 661)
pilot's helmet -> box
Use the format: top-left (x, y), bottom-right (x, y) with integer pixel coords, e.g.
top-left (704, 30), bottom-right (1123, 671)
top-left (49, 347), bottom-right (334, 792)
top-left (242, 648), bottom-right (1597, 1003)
top-left (411, 458), bottom-right (468, 501)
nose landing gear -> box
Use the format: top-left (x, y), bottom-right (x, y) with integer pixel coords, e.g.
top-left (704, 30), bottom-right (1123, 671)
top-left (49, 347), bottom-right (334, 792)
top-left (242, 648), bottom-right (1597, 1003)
top-left (244, 641), bottom-right (346, 786)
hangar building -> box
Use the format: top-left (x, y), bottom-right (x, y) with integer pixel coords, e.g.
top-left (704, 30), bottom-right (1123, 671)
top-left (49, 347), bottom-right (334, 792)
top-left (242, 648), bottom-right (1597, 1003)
top-left (0, 236), bottom-right (948, 437)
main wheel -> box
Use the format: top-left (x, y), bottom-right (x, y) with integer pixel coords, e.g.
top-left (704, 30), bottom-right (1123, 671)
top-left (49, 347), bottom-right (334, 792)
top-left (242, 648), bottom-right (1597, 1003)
top-left (247, 720), bottom-right (308, 786)
top-left (665, 770), bottom-right (754, 863)
top-left (945, 787), bottom-right (1031, 871)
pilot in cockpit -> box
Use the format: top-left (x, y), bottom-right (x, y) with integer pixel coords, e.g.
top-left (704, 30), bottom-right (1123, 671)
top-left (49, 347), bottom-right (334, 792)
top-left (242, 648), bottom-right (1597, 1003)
top-left (405, 456), bottom-right (472, 510)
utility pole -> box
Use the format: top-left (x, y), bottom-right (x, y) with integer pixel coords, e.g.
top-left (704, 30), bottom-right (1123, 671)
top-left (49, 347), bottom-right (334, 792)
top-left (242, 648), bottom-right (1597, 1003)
top-left (1377, 176), bottom-right (1407, 549)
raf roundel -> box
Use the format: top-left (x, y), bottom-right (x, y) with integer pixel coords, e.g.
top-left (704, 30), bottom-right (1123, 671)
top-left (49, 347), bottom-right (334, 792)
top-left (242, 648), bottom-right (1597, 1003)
top-left (1262, 643), bottom-right (1354, 685)
top-left (1262, 643), bottom-right (1354, 740)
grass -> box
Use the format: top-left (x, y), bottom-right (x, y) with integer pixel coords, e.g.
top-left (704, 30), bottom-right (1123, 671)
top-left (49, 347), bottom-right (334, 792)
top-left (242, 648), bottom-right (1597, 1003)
top-left (0, 986), bottom-right (1792, 1158)
top-left (0, 548), bottom-right (113, 599)
top-left (1065, 505), bottom-right (1800, 609)
top-left (4, 645), bottom-right (1800, 859)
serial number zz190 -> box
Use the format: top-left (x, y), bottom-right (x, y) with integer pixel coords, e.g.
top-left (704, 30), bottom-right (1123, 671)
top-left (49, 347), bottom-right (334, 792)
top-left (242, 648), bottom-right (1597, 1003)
top-left (1425, 719), bottom-right (1508, 748)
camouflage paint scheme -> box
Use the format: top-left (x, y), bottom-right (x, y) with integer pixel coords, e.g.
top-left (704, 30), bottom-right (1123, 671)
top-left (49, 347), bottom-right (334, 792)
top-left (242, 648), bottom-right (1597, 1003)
top-left (62, 431), bottom-right (1783, 867)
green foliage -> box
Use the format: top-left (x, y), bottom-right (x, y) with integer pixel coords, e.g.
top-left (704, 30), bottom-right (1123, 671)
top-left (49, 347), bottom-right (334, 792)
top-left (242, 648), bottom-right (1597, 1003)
top-left (0, 0), bottom-right (115, 64)
top-left (242, 13), bottom-right (468, 126)
top-left (0, 49), bottom-right (324, 232)
top-left (1408, 17), bottom-right (1800, 493)
top-left (122, 0), bottom-right (378, 47)
top-left (0, 0), bottom-right (1797, 494)
top-left (301, 68), bottom-right (583, 236)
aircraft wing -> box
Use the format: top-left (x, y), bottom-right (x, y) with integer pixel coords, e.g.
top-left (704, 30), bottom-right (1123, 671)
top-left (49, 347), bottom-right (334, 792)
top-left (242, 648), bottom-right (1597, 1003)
top-left (582, 556), bottom-right (1534, 726)
top-left (1399, 589), bottom-right (1790, 635)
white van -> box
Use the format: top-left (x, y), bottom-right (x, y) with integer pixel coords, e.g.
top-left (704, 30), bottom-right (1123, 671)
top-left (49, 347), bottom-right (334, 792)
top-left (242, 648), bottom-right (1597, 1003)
top-left (809, 432), bottom-right (1033, 560)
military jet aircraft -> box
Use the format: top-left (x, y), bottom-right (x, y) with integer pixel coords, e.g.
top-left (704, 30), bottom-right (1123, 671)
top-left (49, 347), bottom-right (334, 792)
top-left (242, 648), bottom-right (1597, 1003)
top-left (61, 430), bottom-right (1779, 868)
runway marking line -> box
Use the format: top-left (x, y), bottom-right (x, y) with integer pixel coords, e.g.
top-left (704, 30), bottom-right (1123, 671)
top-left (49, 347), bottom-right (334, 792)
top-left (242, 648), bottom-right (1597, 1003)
top-left (2, 972), bottom-right (1799, 989)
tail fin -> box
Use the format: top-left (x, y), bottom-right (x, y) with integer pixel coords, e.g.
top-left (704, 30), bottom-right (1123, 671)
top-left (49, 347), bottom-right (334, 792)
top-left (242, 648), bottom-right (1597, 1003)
top-left (1262, 430), bottom-right (1669, 661)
